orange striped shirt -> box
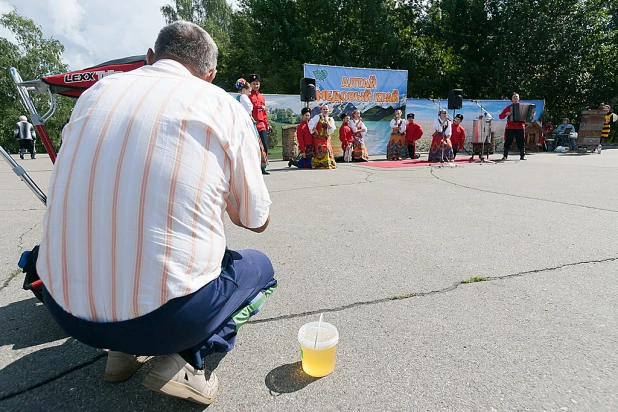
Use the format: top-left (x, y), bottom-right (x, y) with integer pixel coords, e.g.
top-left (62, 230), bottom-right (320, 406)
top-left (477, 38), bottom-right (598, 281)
top-left (36, 60), bottom-right (271, 322)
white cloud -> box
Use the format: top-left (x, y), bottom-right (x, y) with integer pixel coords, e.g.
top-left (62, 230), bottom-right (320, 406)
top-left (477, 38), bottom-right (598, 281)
top-left (0, 0), bottom-right (17, 43)
top-left (1, 0), bottom-right (171, 70)
top-left (47, 0), bottom-right (90, 51)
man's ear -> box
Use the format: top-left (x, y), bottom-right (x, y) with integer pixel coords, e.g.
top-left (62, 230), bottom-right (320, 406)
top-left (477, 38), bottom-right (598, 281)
top-left (146, 48), bottom-right (155, 65)
top-left (203, 69), bottom-right (217, 83)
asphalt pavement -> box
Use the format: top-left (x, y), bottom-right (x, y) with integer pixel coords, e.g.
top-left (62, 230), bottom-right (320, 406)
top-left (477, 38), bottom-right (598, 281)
top-left (1, 149), bottom-right (617, 411)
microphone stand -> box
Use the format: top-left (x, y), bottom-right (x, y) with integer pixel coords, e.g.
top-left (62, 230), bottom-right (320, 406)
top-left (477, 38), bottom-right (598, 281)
top-left (470, 100), bottom-right (495, 165)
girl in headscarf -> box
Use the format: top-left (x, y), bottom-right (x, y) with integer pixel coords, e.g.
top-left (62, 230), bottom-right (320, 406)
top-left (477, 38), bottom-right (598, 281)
top-left (428, 109), bottom-right (454, 162)
top-left (387, 109), bottom-right (408, 160)
top-left (349, 109), bottom-right (369, 161)
top-left (308, 104), bottom-right (337, 169)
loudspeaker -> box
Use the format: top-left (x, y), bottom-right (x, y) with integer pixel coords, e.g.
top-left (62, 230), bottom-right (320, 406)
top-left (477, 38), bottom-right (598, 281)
top-left (300, 78), bottom-right (316, 102)
top-left (448, 89), bottom-right (463, 110)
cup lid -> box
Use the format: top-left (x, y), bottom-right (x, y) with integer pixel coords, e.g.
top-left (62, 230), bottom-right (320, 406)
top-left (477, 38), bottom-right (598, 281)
top-left (298, 321), bottom-right (339, 350)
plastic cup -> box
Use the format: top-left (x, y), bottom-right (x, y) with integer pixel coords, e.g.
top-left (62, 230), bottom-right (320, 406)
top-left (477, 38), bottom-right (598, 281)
top-left (298, 321), bottom-right (339, 377)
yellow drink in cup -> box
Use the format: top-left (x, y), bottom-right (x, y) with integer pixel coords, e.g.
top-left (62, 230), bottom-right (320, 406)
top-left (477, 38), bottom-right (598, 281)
top-left (298, 321), bottom-right (339, 377)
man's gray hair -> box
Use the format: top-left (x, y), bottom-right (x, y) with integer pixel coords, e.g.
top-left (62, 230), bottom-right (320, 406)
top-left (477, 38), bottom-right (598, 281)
top-left (154, 21), bottom-right (218, 76)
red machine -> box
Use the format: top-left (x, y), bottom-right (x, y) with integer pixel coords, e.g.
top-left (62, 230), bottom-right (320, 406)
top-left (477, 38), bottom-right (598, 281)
top-left (1, 56), bottom-right (147, 301)
top-left (3, 55), bottom-right (146, 164)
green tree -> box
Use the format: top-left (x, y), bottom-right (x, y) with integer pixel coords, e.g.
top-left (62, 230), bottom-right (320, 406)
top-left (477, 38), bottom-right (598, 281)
top-left (0, 10), bottom-right (74, 153)
top-left (229, 0), bottom-right (409, 94)
top-left (426, 0), bottom-right (618, 125)
top-left (161, 0), bottom-right (233, 90)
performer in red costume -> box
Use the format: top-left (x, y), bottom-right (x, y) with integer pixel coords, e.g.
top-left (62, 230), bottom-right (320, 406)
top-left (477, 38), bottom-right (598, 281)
top-left (248, 73), bottom-right (272, 174)
top-left (499, 93), bottom-right (526, 160)
top-left (339, 112), bottom-right (354, 162)
top-left (405, 113), bottom-right (423, 159)
top-left (288, 107), bottom-right (313, 168)
top-left (450, 114), bottom-right (466, 158)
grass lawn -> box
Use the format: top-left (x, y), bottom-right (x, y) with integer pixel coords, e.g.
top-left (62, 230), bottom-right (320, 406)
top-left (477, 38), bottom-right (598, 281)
top-left (269, 144), bottom-right (283, 160)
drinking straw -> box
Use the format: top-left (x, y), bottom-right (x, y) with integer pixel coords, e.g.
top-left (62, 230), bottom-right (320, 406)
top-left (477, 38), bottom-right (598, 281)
top-left (313, 312), bottom-right (324, 349)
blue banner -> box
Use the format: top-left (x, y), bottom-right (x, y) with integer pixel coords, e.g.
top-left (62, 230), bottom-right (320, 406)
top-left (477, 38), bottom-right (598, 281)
top-left (303, 64), bottom-right (408, 155)
top-left (303, 64), bottom-right (407, 109)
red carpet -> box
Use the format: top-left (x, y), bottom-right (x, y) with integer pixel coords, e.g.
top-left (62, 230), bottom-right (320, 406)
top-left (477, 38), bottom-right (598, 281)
top-left (356, 158), bottom-right (479, 169)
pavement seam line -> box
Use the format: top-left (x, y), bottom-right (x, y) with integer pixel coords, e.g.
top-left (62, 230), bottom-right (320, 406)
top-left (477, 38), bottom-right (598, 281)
top-left (0, 353), bottom-right (107, 402)
top-left (250, 256), bottom-right (618, 325)
top-left (429, 168), bottom-right (618, 213)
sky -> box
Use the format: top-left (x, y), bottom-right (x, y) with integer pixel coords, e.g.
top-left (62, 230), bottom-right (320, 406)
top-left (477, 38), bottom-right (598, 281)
top-left (0, 0), bottom-right (173, 70)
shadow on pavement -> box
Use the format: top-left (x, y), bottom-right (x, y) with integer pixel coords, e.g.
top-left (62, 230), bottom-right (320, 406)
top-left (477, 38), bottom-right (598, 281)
top-left (0, 346), bottom-right (208, 411)
top-left (265, 361), bottom-right (320, 396)
top-left (0, 297), bottom-right (68, 349)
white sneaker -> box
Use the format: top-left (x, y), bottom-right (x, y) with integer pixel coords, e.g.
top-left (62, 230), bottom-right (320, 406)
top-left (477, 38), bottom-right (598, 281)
top-left (143, 354), bottom-right (219, 405)
top-left (104, 351), bottom-right (149, 382)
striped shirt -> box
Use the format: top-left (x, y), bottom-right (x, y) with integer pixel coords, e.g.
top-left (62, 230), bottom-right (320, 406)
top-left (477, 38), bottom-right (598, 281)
top-left (14, 121), bottom-right (36, 140)
top-left (36, 59), bottom-right (271, 322)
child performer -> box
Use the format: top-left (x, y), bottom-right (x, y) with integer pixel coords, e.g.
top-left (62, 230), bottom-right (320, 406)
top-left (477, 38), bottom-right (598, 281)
top-left (405, 113), bottom-right (423, 159)
top-left (450, 114), bottom-right (466, 158)
top-left (387, 109), bottom-right (408, 160)
top-left (339, 112), bottom-right (354, 162)
top-left (289, 107), bottom-right (313, 168)
top-left (308, 104), bottom-right (337, 169)
top-left (428, 109), bottom-right (453, 162)
top-left (349, 109), bottom-right (369, 161)
top-left (235, 78), bottom-right (269, 174)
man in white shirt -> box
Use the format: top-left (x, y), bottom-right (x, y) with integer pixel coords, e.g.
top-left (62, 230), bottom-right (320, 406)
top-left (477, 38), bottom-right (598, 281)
top-left (35, 21), bottom-right (275, 405)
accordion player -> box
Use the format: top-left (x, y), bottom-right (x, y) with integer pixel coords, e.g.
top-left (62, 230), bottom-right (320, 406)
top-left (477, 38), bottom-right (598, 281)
top-left (509, 103), bottom-right (536, 123)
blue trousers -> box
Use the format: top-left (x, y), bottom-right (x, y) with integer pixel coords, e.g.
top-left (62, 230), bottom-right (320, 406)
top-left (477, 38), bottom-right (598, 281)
top-left (43, 249), bottom-right (276, 369)
top-left (297, 156), bottom-right (312, 168)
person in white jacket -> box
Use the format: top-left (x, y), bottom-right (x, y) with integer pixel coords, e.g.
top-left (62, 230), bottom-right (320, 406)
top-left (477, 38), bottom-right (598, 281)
top-left (14, 115), bottom-right (36, 159)
top-left (308, 104), bottom-right (337, 169)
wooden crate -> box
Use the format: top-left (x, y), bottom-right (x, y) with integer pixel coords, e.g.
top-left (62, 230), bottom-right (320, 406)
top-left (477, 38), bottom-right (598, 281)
top-left (577, 109), bottom-right (604, 147)
top-left (281, 125), bottom-right (299, 160)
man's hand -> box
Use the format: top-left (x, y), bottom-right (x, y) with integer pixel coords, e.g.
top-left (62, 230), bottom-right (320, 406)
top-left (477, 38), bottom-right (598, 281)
top-left (301, 152), bottom-right (306, 158)
top-left (268, 125), bottom-right (273, 133)
top-left (505, 111), bottom-right (511, 116)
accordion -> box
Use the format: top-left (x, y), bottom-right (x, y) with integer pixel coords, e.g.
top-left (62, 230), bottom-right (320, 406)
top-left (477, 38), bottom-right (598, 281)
top-left (510, 103), bottom-right (536, 123)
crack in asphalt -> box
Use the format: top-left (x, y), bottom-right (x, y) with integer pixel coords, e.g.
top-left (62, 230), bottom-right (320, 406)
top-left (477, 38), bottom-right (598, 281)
top-left (429, 168), bottom-right (618, 213)
top-left (0, 224), bottom-right (39, 293)
top-left (250, 255), bottom-right (618, 324)
top-left (0, 270), bottom-right (21, 292)
top-left (2, 255), bottom-right (615, 402)
top-left (18, 223), bottom-right (38, 252)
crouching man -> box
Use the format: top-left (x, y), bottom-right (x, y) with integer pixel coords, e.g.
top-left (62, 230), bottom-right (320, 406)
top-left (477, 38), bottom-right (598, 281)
top-left (35, 21), bottom-right (276, 405)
